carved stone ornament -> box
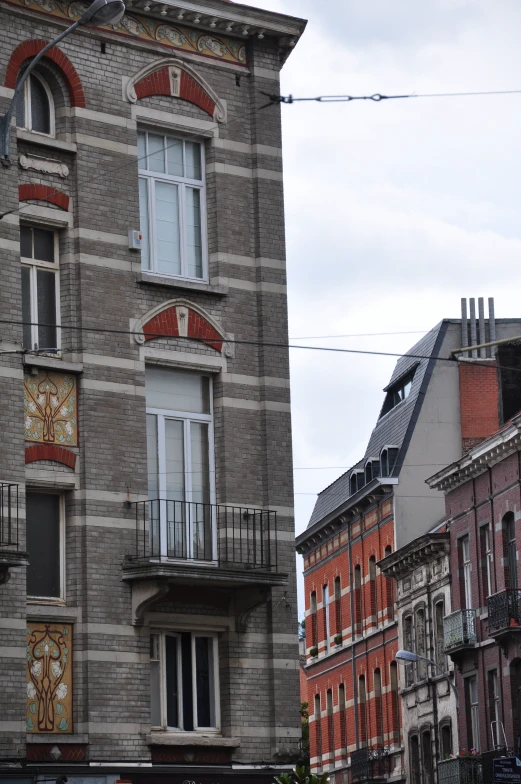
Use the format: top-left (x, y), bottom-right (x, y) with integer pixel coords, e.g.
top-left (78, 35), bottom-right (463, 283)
top-left (19, 154), bottom-right (69, 178)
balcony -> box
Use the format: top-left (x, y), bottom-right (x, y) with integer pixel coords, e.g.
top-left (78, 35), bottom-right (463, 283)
top-left (443, 609), bottom-right (477, 657)
top-left (438, 757), bottom-right (482, 784)
top-left (487, 589), bottom-right (521, 637)
top-left (122, 500), bottom-right (287, 590)
top-left (0, 483), bottom-right (27, 585)
top-left (351, 747), bottom-right (390, 782)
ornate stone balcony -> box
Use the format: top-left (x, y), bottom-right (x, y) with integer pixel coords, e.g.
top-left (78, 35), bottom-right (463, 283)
top-left (443, 609), bottom-right (477, 657)
top-left (487, 589), bottom-right (521, 638)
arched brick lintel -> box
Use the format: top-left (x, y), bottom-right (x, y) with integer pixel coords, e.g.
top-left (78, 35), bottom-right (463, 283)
top-left (4, 40), bottom-right (86, 108)
top-left (19, 184), bottom-right (69, 211)
top-left (25, 444), bottom-right (77, 469)
top-left (134, 68), bottom-right (216, 117)
top-left (143, 305), bottom-right (224, 353)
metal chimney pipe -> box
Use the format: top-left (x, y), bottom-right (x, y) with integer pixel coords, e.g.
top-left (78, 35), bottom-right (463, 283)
top-left (478, 297), bottom-right (486, 358)
top-left (461, 298), bottom-right (468, 355)
top-left (469, 298), bottom-right (478, 358)
top-left (488, 298), bottom-right (496, 358)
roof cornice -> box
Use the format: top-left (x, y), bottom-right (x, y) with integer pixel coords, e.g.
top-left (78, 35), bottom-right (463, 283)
top-left (377, 532), bottom-right (449, 579)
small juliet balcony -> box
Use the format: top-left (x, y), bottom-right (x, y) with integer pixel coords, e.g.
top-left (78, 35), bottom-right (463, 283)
top-left (487, 589), bottom-right (521, 638)
top-left (438, 756), bottom-right (482, 784)
top-left (0, 483), bottom-right (28, 586)
top-left (443, 609), bottom-right (477, 658)
top-left (122, 499), bottom-right (287, 590)
top-left (351, 747), bottom-right (390, 782)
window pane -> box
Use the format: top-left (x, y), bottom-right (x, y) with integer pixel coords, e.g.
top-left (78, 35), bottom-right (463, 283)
top-left (195, 636), bottom-right (215, 727)
top-left (186, 187), bottom-right (203, 279)
top-left (137, 132), bottom-right (146, 168)
top-left (165, 635), bottom-right (179, 728)
top-left (148, 133), bottom-right (165, 173)
top-left (15, 81), bottom-right (26, 129)
top-left (21, 266), bottom-right (32, 349)
top-left (191, 422), bottom-right (211, 559)
top-left (33, 228), bottom-right (54, 262)
top-left (26, 493), bottom-right (60, 597)
top-left (36, 269), bottom-right (57, 350)
top-left (146, 367), bottom-right (210, 414)
top-left (20, 226), bottom-right (32, 258)
top-left (147, 413), bottom-right (159, 498)
top-left (155, 181), bottom-right (181, 276)
top-left (30, 75), bottom-right (51, 135)
top-left (139, 178), bottom-right (150, 271)
top-left (167, 137), bottom-right (184, 177)
top-left (165, 419), bottom-right (185, 558)
top-left (150, 634), bottom-right (161, 726)
top-left (185, 142), bottom-right (202, 180)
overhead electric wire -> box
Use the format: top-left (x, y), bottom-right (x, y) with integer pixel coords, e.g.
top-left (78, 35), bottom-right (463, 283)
top-left (264, 88), bottom-right (521, 106)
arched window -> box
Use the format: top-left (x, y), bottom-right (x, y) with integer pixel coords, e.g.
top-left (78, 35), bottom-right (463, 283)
top-left (369, 556), bottom-right (378, 628)
top-left (403, 615), bottom-right (414, 686)
top-left (310, 591), bottom-right (317, 649)
top-left (374, 668), bottom-right (383, 746)
top-left (338, 683), bottom-right (347, 760)
top-left (326, 689), bottom-right (334, 759)
top-left (409, 734), bottom-right (420, 784)
top-left (314, 693), bottom-right (322, 770)
top-left (15, 72), bottom-right (54, 136)
top-left (503, 512), bottom-right (518, 589)
top-left (390, 661), bottom-right (400, 742)
top-left (358, 675), bottom-right (367, 747)
top-left (365, 461), bottom-right (373, 484)
top-left (354, 565), bottom-right (363, 636)
top-left (415, 607), bottom-right (427, 680)
top-left (350, 473), bottom-right (358, 495)
top-left (434, 599), bottom-right (445, 670)
top-left (422, 728), bottom-right (434, 784)
top-left (323, 584), bottom-right (331, 654)
top-left (440, 720), bottom-right (453, 758)
top-left (334, 576), bottom-right (342, 640)
top-left (384, 545), bottom-right (394, 619)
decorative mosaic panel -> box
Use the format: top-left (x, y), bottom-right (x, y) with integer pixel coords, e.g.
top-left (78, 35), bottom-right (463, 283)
top-left (6, 0), bottom-right (247, 66)
top-left (24, 371), bottom-right (78, 446)
top-left (26, 622), bottom-right (72, 734)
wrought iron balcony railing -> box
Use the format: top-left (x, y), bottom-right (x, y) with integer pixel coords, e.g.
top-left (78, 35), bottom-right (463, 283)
top-left (438, 757), bottom-right (482, 784)
top-left (128, 499), bottom-right (278, 572)
top-left (0, 483), bottom-right (19, 548)
top-left (487, 589), bottom-right (521, 635)
top-left (443, 609), bottom-right (477, 652)
top-left (351, 747), bottom-right (390, 781)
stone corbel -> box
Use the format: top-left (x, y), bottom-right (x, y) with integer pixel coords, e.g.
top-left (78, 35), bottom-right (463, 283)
top-left (131, 579), bottom-right (170, 626)
top-left (235, 587), bottom-right (270, 633)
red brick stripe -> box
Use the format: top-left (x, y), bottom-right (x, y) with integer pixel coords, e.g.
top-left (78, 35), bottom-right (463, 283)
top-left (133, 67), bottom-right (216, 117)
top-left (19, 184), bottom-right (69, 211)
top-left (25, 444), bottom-right (77, 469)
top-left (143, 306), bottom-right (223, 353)
top-left (5, 40), bottom-right (86, 108)
top-left (134, 66), bottom-right (171, 100)
top-left (179, 72), bottom-right (216, 116)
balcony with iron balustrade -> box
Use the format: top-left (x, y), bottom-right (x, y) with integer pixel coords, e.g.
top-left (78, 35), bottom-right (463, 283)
top-left (350, 747), bottom-right (391, 782)
top-left (122, 499), bottom-right (287, 589)
top-left (487, 589), bottom-right (521, 639)
top-left (438, 756), bottom-right (482, 784)
top-left (0, 483), bottom-right (27, 586)
top-left (443, 609), bottom-right (477, 660)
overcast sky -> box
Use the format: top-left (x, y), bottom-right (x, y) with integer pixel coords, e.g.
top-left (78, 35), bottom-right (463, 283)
top-left (247, 0), bottom-right (521, 614)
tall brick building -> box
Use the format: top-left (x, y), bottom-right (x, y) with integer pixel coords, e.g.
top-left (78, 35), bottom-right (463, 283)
top-left (296, 301), bottom-right (521, 784)
top-left (0, 0), bottom-right (306, 782)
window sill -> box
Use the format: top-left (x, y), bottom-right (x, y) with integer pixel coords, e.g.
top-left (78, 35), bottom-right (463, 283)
top-left (148, 732), bottom-right (240, 747)
top-left (27, 733), bottom-right (88, 744)
top-left (24, 356), bottom-right (83, 374)
top-left (137, 271), bottom-right (228, 296)
top-left (17, 129), bottom-right (77, 153)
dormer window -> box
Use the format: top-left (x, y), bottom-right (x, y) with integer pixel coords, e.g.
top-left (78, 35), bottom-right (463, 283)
top-left (380, 367), bottom-right (416, 418)
top-left (15, 72), bottom-right (54, 136)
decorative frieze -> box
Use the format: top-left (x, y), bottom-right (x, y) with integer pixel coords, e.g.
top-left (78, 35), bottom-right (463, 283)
top-left (26, 622), bottom-right (72, 734)
top-left (19, 154), bottom-right (69, 178)
top-left (24, 371), bottom-right (78, 446)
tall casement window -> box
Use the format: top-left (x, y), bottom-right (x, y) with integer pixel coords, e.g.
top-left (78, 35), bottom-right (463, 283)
top-left (358, 675), bottom-right (367, 747)
top-left (21, 225), bottom-right (59, 352)
top-left (481, 524), bottom-right (494, 598)
top-left (488, 669), bottom-right (501, 748)
top-left (503, 513), bottom-right (518, 589)
top-left (338, 683), bottom-right (347, 759)
top-left (422, 729), bottom-right (434, 784)
top-left (138, 131), bottom-right (206, 281)
top-left (146, 367), bottom-right (215, 560)
top-left (334, 576), bottom-right (342, 639)
top-left (465, 675), bottom-right (480, 751)
top-left (368, 556), bottom-right (378, 627)
top-left (323, 584), bottom-right (331, 654)
top-left (384, 545), bottom-right (394, 619)
top-left (26, 493), bottom-right (63, 600)
top-left (511, 660), bottom-right (521, 754)
top-left (150, 631), bottom-right (219, 732)
top-left (434, 600), bottom-right (446, 671)
top-left (409, 734), bottom-right (421, 784)
top-left (314, 693), bottom-right (322, 770)
top-left (310, 591), bottom-right (318, 648)
top-left (415, 607), bottom-right (427, 680)
top-left (460, 535), bottom-right (473, 608)
top-left (390, 661), bottom-right (400, 741)
top-left (15, 72), bottom-right (54, 136)
top-left (326, 690), bottom-right (334, 758)
top-left (403, 615), bottom-right (414, 686)
top-left (374, 668), bottom-right (384, 745)
top-left (354, 565), bottom-right (363, 636)
top-left (440, 720), bottom-right (452, 758)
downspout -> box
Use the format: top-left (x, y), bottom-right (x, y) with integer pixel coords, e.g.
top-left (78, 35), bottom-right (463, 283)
top-left (347, 515), bottom-right (359, 751)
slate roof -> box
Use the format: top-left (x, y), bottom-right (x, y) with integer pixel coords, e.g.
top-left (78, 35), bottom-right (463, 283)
top-left (307, 322), bottom-right (447, 529)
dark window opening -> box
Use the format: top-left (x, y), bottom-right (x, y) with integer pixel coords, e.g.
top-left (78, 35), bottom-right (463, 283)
top-left (380, 368), bottom-right (416, 418)
top-left (497, 342), bottom-right (521, 424)
top-left (26, 492), bottom-right (61, 598)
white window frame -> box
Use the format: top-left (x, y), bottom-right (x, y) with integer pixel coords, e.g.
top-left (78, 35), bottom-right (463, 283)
top-left (26, 492), bottom-right (65, 604)
top-left (20, 72), bottom-right (55, 137)
top-left (138, 130), bottom-right (208, 282)
top-left (21, 226), bottom-right (61, 353)
top-left (484, 525), bottom-right (493, 598)
top-left (462, 535), bottom-right (472, 609)
top-left (150, 630), bottom-right (220, 733)
top-left (468, 675), bottom-right (480, 751)
top-left (147, 376), bottom-right (216, 561)
top-left (489, 669), bottom-right (500, 747)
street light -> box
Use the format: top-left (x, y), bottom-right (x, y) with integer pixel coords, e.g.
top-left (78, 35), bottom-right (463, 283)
top-left (0, 0), bottom-right (125, 163)
top-left (396, 649), bottom-right (459, 710)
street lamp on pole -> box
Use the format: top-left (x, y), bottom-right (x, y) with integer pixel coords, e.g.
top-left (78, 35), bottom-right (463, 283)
top-left (396, 649), bottom-right (459, 710)
top-left (0, 0), bottom-right (125, 164)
